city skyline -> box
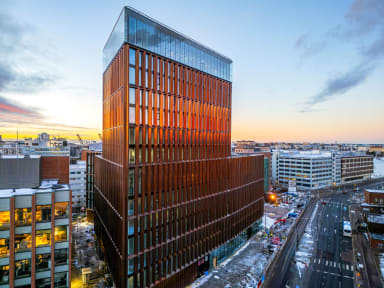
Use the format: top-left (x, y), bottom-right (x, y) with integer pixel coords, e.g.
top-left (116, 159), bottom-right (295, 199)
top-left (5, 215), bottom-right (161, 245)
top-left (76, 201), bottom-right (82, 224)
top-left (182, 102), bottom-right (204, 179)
top-left (0, 0), bottom-right (383, 143)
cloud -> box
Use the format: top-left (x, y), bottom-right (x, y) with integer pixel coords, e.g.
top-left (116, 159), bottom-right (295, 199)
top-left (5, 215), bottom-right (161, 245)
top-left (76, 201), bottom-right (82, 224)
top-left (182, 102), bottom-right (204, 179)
top-left (0, 95), bottom-right (41, 118)
top-left (0, 95), bottom-right (94, 131)
top-left (301, 0), bottom-right (384, 112)
top-left (294, 33), bottom-right (326, 57)
top-left (0, 12), bottom-right (53, 94)
top-left (301, 64), bottom-right (374, 112)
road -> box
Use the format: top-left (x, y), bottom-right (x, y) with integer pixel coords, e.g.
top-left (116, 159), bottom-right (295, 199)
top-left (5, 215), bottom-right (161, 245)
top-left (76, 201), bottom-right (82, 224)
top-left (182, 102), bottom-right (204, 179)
top-left (261, 199), bottom-right (316, 288)
top-left (282, 180), bottom-right (384, 288)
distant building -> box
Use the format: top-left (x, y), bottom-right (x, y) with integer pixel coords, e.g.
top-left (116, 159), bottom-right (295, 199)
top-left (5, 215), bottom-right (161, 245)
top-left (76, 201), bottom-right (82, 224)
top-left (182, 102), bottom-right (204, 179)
top-left (40, 156), bottom-right (70, 185)
top-left (80, 150), bottom-right (102, 220)
top-left (69, 161), bottom-right (86, 214)
top-left (273, 151), bottom-right (333, 190)
top-left (0, 155), bottom-right (41, 189)
top-left (340, 153), bottom-right (373, 184)
top-left (272, 150), bottom-right (374, 191)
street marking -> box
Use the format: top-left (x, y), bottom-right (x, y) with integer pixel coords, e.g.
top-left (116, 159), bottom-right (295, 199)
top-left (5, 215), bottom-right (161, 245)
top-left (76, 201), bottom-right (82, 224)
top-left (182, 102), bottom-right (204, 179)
top-left (313, 269), bottom-right (354, 279)
top-left (346, 265), bottom-right (349, 270)
top-left (351, 266), bottom-right (353, 271)
top-left (338, 263), bottom-right (341, 269)
top-left (325, 261), bottom-right (328, 266)
top-left (318, 259), bottom-right (321, 264)
top-left (334, 262), bottom-right (336, 268)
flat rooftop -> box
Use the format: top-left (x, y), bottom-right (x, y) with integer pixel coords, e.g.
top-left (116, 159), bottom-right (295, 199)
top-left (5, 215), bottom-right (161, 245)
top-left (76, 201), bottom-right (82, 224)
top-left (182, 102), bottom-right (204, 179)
top-left (365, 189), bottom-right (384, 194)
top-left (0, 184), bottom-right (70, 198)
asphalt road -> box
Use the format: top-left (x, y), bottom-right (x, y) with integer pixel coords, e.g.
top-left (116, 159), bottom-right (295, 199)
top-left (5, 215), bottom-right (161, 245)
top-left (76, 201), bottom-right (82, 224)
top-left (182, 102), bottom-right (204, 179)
top-left (282, 180), bottom-right (384, 288)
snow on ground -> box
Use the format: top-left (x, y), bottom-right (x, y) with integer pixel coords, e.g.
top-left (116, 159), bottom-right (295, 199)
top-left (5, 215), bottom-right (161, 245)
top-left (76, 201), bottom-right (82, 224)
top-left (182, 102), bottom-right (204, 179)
top-left (379, 253), bottom-right (384, 279)
top-left (293, 202), bottom-right (318, 279)
top-left (262, 215), bottom-right (275, 229)
top-left (373, 157), bottom-right (384, 178)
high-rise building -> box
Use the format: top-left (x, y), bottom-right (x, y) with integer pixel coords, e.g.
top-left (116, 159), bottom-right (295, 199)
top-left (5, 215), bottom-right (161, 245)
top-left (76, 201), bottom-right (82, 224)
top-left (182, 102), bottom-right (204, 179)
top-left (95, 7), bottom-right (264, 288)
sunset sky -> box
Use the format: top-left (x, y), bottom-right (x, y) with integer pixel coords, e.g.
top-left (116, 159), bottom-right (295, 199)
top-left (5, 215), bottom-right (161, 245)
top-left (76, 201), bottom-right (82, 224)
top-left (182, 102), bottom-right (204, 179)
top-left (0, 0), bottom-right (383, 143)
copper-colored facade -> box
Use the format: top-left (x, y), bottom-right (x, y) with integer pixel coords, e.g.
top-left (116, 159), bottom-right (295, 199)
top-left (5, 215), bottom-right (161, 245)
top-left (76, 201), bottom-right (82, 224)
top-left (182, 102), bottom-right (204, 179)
top-left (94, 7), bottom-right (264, 288)
top-left (40, 156), bottom-right (69, 184)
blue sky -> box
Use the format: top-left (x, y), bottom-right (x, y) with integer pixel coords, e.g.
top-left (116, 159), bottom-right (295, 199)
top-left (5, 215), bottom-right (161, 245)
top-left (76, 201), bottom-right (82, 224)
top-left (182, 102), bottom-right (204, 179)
top-left (0, 0), bottom-right (383, 143)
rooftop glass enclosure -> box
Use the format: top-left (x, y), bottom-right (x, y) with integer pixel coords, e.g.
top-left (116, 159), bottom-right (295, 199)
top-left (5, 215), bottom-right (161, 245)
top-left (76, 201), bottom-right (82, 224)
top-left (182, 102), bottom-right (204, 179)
top-left (103, 6), bottom-right (232, 81)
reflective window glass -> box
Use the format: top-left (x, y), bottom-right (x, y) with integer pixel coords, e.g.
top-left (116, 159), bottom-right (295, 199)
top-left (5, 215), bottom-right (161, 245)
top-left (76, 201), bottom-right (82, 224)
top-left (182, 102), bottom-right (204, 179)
top-left (0, 265), bottom-right (9, 285)
top-left (36, 205), bottom-right (51, 222)
top-left (15, 208), bottom-right (32, 226)
top-left (129, 88), bottom-right (135, 104)
top-left (55, 202), bottom-right (69, 219)
top-left (54, 226), bottom-right (67, 242)
top-left (0, 239), bottom-right (9, 258)
top-left (129, 67), bottom-right (136, 85)
top-left (54, 248), bottom-right (68, 266)
top-left (129, 107), bottom-right (135, 124)
top-left (129, 48), bottom-right (136, 66)
top-left (15, 234), bottom-right (32, 252)
top-left (36, 253), bottom-right (51, 272)
top-left (36, 230), bottom-right (51, 247)
top-left (15, 259), bottom-right (31, 279)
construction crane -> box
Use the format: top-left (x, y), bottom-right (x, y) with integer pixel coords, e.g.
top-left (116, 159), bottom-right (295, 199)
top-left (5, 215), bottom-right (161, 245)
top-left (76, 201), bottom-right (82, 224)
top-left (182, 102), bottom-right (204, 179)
top-left (98, 133), bottom-right (102, 141)
top-left (77, 134), bottom-right (83, 145)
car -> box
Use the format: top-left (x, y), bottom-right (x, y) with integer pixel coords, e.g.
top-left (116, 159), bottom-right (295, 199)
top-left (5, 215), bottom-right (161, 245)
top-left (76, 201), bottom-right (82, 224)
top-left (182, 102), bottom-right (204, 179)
top-left (342, 191), bottom-right (347, 194)
top-left (321, 201), bottom-right (327, 205)
top-left (297, 203), bottom-right (304, 208)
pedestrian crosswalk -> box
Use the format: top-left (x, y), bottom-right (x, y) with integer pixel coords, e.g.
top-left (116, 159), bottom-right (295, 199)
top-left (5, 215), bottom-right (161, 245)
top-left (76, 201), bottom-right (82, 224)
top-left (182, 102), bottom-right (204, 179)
top-left (310, 258), bottom-right (353, 272)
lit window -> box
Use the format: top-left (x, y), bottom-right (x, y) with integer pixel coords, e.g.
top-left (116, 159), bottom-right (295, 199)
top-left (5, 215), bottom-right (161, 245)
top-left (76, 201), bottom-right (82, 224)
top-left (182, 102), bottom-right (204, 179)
top-left (0, 212), bottom-right (10, 231)
top-left (54, 202), bottom-right (68, 219)
top-left (54, 226), bottom-right (67, 242)
top-left (15, 208), bottom-right (32, 226)
top-left (0, 239), bottom-right (9, 258)
top-left (36, 230), bottom-right (51, 247)
top-left (36, 205), bottom-right (51, 222)
top-left (15, 234), bottom-right (32, 252)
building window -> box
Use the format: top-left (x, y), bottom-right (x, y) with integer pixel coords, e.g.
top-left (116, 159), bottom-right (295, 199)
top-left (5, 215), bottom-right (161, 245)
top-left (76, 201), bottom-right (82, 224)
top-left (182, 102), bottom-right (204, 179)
top-left (0, 239), bottom-right (9, 258)
top-left (15, 208), bottom-right (32, 226)
top-left (54, 272), bottom-right (68, 287)
top-left (15, 234), bottom-right (32, 252)
top-left (15, 259), bottom-right (31, 279)
top-left (55, 202), bottom-right (69, 219)
top-left (36, 205), bottom-right (51, 222)
top-left (54, 248), bottom-right (68, 266)
top-left (129, 88), bottom-right (136, 105)
top-left (128, 169), bottom-right (135, 197)
top-left (54, 226), bottom-right (67, 242)
top-left (129, 149), bottom-right (135, 164)
top-left (0, 211), bottom-right (10, 231)
top-left (36, 230), bottom-right (51, 247)
top-left (129, 67), bottom-right (136, 85)
top-left (129, 107), bottom-right (136, 124)
top-left (0, 265), bottom-right (9, 285)
top-left (36, 253), bottom-right (51, 272)
top-left (36, 277), bottom-right (51, 288)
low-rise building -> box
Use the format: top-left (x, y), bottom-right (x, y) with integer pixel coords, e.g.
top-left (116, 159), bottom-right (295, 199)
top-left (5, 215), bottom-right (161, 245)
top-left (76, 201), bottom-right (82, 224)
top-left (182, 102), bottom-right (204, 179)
top-left (0, 184), bottom-right (72, 287)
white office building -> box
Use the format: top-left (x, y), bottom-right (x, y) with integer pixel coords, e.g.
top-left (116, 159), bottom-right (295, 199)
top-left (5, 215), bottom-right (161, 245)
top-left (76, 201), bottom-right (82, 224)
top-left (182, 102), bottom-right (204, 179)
top-left (272, 151), bottom-right (333, 190)
top-left (69, 160), bottom-right (86, 213)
